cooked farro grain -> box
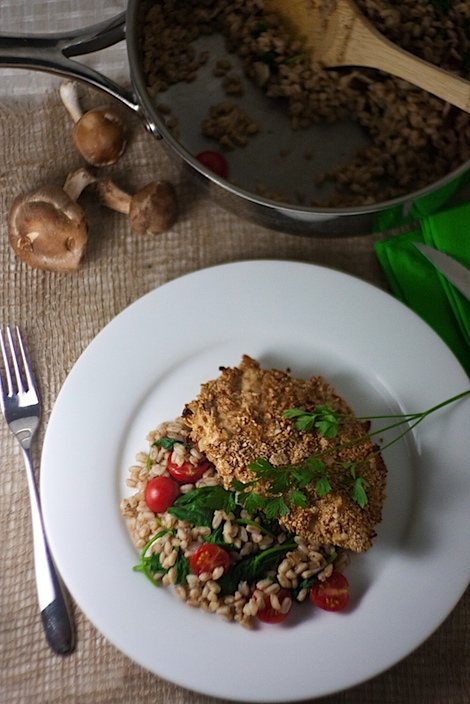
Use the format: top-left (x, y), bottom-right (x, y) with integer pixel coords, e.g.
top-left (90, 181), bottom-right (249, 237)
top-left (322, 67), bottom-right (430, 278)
top-left (121, 414), bottom-right (350, 628)
top-left (141, 0), bottom-right (470, 206)
top-left (201, 101), bottom-right (260, 149)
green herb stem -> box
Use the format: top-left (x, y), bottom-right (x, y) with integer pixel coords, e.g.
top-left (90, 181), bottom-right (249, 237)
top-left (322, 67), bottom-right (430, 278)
top-left (235, 517), bottom-right (276, 538)
top-left (273, 388), bottom-right (470, 513)
top-left (315, 389), bottom-right (470, 461)
top-left (351, 389), bottom-right (470, 423)
top-left (133, 529), bottom-right (173, 586)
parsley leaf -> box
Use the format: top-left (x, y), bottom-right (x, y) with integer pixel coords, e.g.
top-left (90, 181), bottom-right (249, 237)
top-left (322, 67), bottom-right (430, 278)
top-left (242, 490), bottom-right (269, 515)
top-left (264, 495), bottom-right (290, 519)
top-left (351, 477), bottom-right (370, 508)
top-left (288, 489), bottom-right (309, 508)
top-left (283, 404), bottom-right (339, 437)
top-left (291, 465), bottom-right (315, 488)
top-left (314, 404), bottom-right (340, 438)
top-left (315, 474), bottom-right (332, 497)
top-left (270, 468), bottom-right (293, 494)
top-left (235, 454), bottom-right (335, 519)
top-left (282, 391), bottom-right (470, 509)
top-left (339, 462), bottom-right (369, 508)
top-left (283, 407), bottom-right (318, 431)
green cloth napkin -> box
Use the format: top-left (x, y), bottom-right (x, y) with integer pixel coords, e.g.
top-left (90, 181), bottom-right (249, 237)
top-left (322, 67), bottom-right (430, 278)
top-left (375, 201), bottom-right (470, 377)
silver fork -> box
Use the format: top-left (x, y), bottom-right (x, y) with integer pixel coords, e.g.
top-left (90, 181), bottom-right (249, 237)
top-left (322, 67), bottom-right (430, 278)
top-left (0, 326), bottom-right (75, 655)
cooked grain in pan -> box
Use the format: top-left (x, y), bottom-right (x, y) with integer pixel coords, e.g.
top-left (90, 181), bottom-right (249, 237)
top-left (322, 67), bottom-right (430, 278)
top-left (141, 0), bottom-right (470, 206)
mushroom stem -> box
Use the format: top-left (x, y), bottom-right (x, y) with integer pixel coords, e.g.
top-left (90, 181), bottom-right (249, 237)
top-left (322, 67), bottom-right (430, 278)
top-left (94, 179), bottom-right (132, 214)
top-left (94, 178), bottom-right (178, 235)
top-left (59, 81), bottom-right (84, 123)
top-left (63, 167), bottom-right (98, 202)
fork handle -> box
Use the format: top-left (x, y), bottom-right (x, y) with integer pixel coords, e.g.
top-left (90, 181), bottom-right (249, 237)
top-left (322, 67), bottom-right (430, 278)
top-left (22, 447), bottom-right (75, 654)
top-left (40, 553), bottom-right (76, 655)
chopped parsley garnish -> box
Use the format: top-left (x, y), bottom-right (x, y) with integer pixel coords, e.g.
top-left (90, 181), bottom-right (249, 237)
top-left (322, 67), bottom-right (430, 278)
top-left (232, 389), bottom-right (470, 514)
top-left (283, 403), bottom-right (340, 437)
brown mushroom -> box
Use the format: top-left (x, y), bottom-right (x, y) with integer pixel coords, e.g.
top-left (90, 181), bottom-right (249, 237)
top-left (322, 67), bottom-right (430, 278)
top-left (93, 178), bottom-right (178, 235)
top-left (59, 81), bottom-right (128, 166)
top-left (8, 169), bottom-right (94, 272)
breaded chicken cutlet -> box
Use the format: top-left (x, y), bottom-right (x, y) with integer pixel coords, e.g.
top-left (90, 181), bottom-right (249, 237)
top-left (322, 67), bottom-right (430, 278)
top-left (183, 355), bottom-right (387, 552)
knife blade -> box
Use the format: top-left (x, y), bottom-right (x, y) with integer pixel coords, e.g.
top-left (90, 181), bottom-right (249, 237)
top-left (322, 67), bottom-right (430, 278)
top-left (414, 242), bottom-right (470, 303)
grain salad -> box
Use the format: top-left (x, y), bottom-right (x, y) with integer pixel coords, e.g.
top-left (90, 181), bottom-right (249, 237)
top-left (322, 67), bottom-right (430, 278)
top-left (121, 358), bottom-right (387, 628)
top-left (140, 0), bottom-right (470, 207)
top-left (121, 417), bottom-right (351, 628)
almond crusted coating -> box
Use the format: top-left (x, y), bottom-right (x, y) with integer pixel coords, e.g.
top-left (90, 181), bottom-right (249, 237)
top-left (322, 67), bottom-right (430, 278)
top-left (183, 355), bottom-right (387, 552)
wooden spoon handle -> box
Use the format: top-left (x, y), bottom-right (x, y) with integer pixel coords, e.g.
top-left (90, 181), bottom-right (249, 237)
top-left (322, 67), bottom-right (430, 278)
top-left (336, 6), bottom-right (470, 112)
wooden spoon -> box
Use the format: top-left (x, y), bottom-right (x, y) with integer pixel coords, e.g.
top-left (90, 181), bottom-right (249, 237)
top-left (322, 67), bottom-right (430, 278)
top-left (265, 0), bottom-right (470, 113)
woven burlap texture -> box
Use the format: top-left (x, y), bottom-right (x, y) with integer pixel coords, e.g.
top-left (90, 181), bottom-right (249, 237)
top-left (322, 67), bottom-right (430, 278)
top-left (0, 87), bottom-right (468, 704)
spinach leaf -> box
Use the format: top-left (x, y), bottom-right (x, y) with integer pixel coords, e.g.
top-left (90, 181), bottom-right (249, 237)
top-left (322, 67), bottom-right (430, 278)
top-left (218, 541), bottom-right (296, 596)
top-left (205, 524), bottom-right (229, 546)
top-left (152, 437), bottom-right (189, 451)
top-left (168, 485), bottom-right (237, 526)
top-left (293, 550), bottom-right (338, 599)
top-left (174, 550), bottom-right (191, 584)
top-left (168, 504), bottom-right (213, 527)
top-left (133, 530), bottom-right (173, 586)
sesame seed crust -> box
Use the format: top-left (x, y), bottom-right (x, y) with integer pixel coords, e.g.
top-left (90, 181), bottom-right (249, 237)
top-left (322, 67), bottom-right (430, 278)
top-left (183, 355), bottom-right (387, 552)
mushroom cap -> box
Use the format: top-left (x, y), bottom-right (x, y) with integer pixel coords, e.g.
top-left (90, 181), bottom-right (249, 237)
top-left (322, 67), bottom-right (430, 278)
top-left (72, 106), bottom-right (128, 166)
top-left (8, 185), bottom-right (88, 273)
top-left (128, 181), bottom-right (178, 236)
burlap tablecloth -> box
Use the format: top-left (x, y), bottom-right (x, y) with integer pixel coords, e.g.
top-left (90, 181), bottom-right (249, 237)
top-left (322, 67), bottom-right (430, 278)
top-left (0, 5), bottom-right (468, 702)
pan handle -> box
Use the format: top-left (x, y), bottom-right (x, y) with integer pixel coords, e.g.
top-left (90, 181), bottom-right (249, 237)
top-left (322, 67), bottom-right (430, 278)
top-left (0, 12), bottom-right (140, 115)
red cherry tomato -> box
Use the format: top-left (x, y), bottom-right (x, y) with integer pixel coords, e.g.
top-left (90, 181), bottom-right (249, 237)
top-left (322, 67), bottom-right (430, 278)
top-left (167, 456), bottom-right (212, 483)
top-left (144, 476), bottom-right (180, 513)
top-left (196, 150), bottom-right (229, 178)
top-left (309, 571), bottom-right (350, 612)
top-left (189, 543), bottom-right (231, 577)
top-left (257, 588), bottom-right (292, 624)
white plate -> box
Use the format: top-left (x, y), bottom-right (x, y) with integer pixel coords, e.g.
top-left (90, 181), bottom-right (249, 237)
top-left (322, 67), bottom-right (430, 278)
top-left (41, 260), bottom-right (470, 702)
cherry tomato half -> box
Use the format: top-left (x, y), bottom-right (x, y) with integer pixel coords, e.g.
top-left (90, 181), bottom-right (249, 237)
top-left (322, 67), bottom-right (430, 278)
top-left (144, 476), bottom-right (180, 514)
top-left (196, 150), bottom-right (229, 178)
top-left (189, 543), bottom-right (231, 577)
top-left (167, 456), bottom-right (212, 483)
top-left (257, 588), bottom-right (292, 624)
top-left (309, 571), bottom-right (350, 612)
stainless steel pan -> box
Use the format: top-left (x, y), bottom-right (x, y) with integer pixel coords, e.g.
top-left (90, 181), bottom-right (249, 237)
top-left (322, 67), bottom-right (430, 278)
top-left (1, 0), bottom-right (468, 236)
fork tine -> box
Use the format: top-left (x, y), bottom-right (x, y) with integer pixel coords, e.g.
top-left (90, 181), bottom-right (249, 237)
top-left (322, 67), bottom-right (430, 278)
top-left (14, 326), bottom-right (36, 394)
top-left (0, 328), bottom-right (14, 399)
top-left (0, 327), bottom-right (37, 400)
top-left (6, 326), bottom-right (26, 395)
